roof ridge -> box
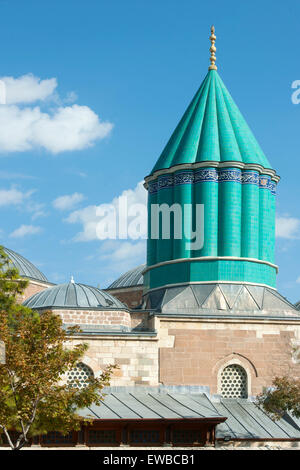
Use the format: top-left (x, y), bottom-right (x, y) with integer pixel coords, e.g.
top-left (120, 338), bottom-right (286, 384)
top-left (197, 71), bottom-right (220, 162)
top-left (173, 73), bottom-right (211, 166)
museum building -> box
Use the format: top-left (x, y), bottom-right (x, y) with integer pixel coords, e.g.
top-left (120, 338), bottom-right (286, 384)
top-left (2, 27), bottom-right (300, 448)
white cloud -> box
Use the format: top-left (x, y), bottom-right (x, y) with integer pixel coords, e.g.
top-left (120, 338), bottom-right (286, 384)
top-left (276, 215), bottom-right (300, 239)
top-left (0, 74), bottom-right (113, 154)
top-left (0, 104), bottom-right (113, 154)
top-left (296, 277), bottom-right (300, 284)
top-left (26, 200), bottom-right (47, 220)
top-left (100, 240), bottom-right (146, 275)
top-left (100, 240), bottom-right (146, 263)
top-left (66, 181), bottom-right (147, 241)
top-left (10, 224), bottom-right (42, 238)
top-left (0, 187), bottom-right (32, 206)
top-left (1, 74), bottom-right (57, 104)
top-left (66, 181), bottom-right (147, 277)
top-left (53, 192), bottom-right (85, 211)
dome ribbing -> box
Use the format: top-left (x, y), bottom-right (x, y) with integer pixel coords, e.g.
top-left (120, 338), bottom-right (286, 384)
top-left (108, 264), bottom-right (145, 289)
top-left (151, 70), bottom-right (273, 174)
top-left (23, 281), bottom-right (126, 310)
top-left (2, 247), bottom-right (48, 283)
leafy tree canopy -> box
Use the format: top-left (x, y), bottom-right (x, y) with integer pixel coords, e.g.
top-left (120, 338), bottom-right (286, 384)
top-left (0, 246), bottom-right (115, 450)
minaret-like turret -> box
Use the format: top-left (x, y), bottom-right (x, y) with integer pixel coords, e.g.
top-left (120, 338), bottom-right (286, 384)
top-left (144, 27), bottom-right (280, 303)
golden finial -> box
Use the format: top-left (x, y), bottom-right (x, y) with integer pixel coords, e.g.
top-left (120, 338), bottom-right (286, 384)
top-left (209, 25), bottom-right (217, 71)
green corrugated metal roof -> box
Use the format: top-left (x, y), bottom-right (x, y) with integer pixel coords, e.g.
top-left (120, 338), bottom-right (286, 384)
top-left (151, 70), bottom-right (272, 173)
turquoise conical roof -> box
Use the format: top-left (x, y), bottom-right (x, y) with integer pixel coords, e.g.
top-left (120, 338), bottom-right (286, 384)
top-left (152, 69), bottom-right (272, 173)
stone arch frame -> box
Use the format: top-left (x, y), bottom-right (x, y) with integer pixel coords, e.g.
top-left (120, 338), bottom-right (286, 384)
top-left (78, 356), bottom-right (103, 379)
top-left (61, 357), bottom-right (99, 385)
top-left (66, 361), bottom-right (95, 388)
top-left (213, 353), bottom-right (258, 398)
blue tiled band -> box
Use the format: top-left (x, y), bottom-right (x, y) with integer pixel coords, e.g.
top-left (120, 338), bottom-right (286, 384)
top-left (148, 169), bottom-right (276, 195)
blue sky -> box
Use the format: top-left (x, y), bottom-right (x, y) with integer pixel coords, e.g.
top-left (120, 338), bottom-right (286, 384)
top-left (0, 0), bottom-right (300, 301)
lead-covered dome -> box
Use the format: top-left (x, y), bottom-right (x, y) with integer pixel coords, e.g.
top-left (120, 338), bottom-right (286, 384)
top-left (23, 281), bottom-right (126, 310)
top-left (108, 264), bottom-right (145, 289)
top-left (2, 247), bottom-right (48, 283)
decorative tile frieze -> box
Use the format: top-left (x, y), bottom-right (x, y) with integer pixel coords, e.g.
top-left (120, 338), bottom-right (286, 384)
top-left (218, 168), bottom-right (242, 183)
top-left (194, 168), bottom-right (218, 183)
top-left (148, 181), bottom-right (158, 194)
top-left (147, 169), bottom-right (276, 194)
top-left (157, 175), bottom-right (173, 190)
top-left (174, 171), bottom-right (194, 186)
top-left (241, 171), bottom-right (260, 186)
top-left (259, 176), bottom-right (276, 194)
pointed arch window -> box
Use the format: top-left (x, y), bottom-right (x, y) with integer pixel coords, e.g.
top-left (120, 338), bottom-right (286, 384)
top-left (67, 362), bottom-right (94, 389)
top-left (220, 364), bottom-right (248, 398)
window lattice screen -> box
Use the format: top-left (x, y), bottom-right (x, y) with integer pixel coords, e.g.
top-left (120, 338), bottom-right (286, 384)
top-left (67, 362), bottom-right (93, 389)
top-left (88, 430), bottom-right (117, 444)
top-left (130, 430), bottom-right (160, 444)
top-left (173, 430), bottom-right (203, 445)
top-left (41, 432), bottom-right (74, 445)
top-left (220, 364), bottom-right (248, 398)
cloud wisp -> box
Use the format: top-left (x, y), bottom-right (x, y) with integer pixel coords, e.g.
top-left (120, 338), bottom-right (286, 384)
top-left (53, 193), bottom-right (85, 211)
top-left (0, 187), bottom-right (33, 206)
top-left (276, 215), bottom-right (300, 239)
top-left (10, 224), bottom-right (42, 238)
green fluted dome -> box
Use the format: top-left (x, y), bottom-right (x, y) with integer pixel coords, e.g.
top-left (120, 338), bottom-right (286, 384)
top-left (145, 64), bottom-right (278, 293)
top-left (152, 70), bottom-right (272, 173)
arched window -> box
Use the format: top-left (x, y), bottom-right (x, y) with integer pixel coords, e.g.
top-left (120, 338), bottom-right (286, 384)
top-left (67, 362), bottom-right (94, 389)
top-left (220, 364), bottom-right (248, 398)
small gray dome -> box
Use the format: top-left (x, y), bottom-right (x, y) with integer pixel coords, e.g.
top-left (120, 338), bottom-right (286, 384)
top-left (23, 281), bottom-right (126, 310)
top-left (108, 264), bottom-right (145, 289)
top-left (3, 247), bottom-right (48, 283)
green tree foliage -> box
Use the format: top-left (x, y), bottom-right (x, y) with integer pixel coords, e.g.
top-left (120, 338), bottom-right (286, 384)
top-left (0, 247), bottom-right (115, 450)
top-left (257, 346), bottom-right (300, 420)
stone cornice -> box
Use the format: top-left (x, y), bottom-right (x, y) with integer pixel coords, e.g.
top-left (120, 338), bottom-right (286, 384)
top-left (154, 315), bottom-right (300, 324)
top-left (144, 280), bottom-right (278, 293)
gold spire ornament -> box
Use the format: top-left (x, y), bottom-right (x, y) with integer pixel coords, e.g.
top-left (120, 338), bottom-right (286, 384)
top-left (209, 25), bottom-right (217, 70)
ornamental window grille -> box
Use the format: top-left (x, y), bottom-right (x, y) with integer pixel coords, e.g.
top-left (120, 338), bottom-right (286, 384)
top-left (67, 362), bottom-right (94, 389)
top-left (220, 364), bottom-right (248, 398)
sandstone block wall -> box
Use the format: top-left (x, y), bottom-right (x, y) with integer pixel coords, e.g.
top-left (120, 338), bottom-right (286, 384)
top-left (52, 308), bottom-right (131, 330)
top-left (157, 317), bottom-right (300, 396)
top-left (105, 287), bottom-right (143, 309)
top-left (68, 336), bottom-right (159, 386)
top-left (21, 280), bottom-right (51, 301)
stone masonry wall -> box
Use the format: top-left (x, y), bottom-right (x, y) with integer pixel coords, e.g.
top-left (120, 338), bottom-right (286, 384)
top-left (105, 287), bottom-right (143, 309)
top-left (20, 280), bottom-right (50, 302)
top-left (52, 308), bottom-right (131, 330)
top-left (157, 317), bottom-right (300, 396)
top-left (67, 336), bottom-right (159, 386)
top-left (130, 311), bottom-right (151, 331)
